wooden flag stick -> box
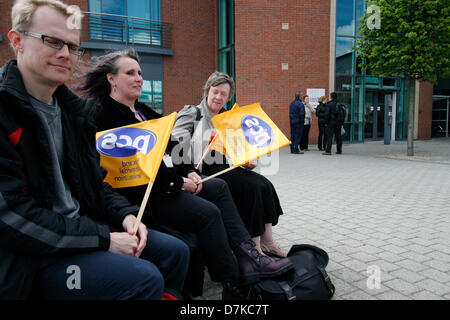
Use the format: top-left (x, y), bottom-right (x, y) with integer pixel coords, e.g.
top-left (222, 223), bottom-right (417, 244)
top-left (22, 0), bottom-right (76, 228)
top-left (197, 166), bottom-right (236, 184)
top-left (133, 181), bottom-right (154, 234)
top-left (195, 144), bottom-right (212, 170)
top-left (196, 131), bottom-right (222, 170)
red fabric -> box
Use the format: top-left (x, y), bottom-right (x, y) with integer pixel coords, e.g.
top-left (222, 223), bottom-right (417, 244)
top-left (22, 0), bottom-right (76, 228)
top-left (161, 292), bottom-right (179, 300)
top-left (8, 128), bottom-right (23, 147)
top-left (210, 130), bottom-right (218, 144)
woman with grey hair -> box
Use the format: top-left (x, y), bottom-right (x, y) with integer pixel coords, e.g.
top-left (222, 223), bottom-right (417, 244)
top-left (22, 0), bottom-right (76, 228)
top-left (79, 50), bottom-right (293, 299)
top-left (171, 71), bottom-right (288, 258)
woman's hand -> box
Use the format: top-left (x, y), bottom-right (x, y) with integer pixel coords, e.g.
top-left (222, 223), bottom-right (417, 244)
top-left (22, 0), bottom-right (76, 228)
top-left (187, 172), bottom-right (203, 194)
top-left (182, 177), bottom-right (199, 194)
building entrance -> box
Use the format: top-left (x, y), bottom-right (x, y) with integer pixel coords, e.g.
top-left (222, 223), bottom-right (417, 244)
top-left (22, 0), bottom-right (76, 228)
top-left (364, 91), bottom-right (394, 140)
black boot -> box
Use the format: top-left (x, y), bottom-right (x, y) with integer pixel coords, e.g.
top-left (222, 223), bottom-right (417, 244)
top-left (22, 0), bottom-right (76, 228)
top-left (234, 240), bottom-right (293, 284)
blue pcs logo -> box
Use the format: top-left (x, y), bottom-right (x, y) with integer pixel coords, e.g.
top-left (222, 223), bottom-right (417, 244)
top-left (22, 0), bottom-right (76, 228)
top-left (241, 115), bottom-right (273, 148)
top-left (96, 127), bottom-right (157, 157)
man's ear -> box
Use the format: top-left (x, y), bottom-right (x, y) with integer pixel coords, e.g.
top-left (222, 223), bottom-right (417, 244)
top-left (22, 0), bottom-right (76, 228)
top-left (8, 29), bottom-right (23, 53)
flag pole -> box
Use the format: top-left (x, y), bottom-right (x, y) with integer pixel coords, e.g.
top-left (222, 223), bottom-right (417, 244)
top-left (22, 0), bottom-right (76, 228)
top-left (197, 166), bottom-right (236, 184)
top-left (133, 181), bottom-right (154, 234)
top-left (195, 144), bottom-right (211, 170)
top-left (195, 132), bottom-right (221, 170)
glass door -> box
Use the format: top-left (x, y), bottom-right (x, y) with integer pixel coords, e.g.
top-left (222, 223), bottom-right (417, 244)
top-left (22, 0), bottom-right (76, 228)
top-left (364, 91), bottom-right (387, 140)
top-left (364, 91), bottom-right (375, 139)
top-left (376, 94), bottom-right (385, 139)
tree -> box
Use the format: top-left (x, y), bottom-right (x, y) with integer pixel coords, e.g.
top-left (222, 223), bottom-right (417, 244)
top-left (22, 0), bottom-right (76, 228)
top-left (356, 0), bottom-right (450, 155)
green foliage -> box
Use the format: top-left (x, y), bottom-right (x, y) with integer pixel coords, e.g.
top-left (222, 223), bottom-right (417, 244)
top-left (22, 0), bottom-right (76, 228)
top-left (356, 0), bottom-right (450, 84)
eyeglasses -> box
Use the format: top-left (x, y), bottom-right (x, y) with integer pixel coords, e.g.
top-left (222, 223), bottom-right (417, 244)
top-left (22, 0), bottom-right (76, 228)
top-left (20, 31), bottom-right (85, 56)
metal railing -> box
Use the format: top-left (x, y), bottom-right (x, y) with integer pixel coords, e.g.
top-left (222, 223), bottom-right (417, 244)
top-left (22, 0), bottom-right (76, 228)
top-left (80, 11), bottom-right (172, 49)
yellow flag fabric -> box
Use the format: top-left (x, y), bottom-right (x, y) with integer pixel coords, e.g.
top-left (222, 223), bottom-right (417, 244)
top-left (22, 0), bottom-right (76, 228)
top-left (209, 103), bottom-right (239, 155)
top-left (95, 112), bottom-right (177, 188)
top-left (211, 102), bottom-right (290, 167)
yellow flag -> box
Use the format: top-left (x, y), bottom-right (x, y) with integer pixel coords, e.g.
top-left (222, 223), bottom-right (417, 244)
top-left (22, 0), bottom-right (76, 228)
top-left (95, 112), bottom-right (177, 188)
top-left (211, 103), bottom-right (290, 167)
top-left (209, 103), bottom-right (239, 154)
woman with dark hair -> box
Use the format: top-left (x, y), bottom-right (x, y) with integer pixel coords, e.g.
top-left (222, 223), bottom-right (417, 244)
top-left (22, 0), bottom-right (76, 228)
top-left (78, 49), bottom-right (293, 299)
top-left (171, 71), bottom-right (289, 258)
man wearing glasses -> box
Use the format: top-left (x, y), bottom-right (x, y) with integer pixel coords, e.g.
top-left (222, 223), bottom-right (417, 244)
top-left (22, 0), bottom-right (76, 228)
top-left (0, 0), bottom-right (189, 299)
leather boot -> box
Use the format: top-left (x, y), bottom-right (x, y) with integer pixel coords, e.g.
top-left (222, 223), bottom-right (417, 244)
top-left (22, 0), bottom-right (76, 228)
top-left (234, 240), bottom-right (293, 283)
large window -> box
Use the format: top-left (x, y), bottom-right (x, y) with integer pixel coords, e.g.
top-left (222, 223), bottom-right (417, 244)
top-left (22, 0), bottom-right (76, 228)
top-left (137, 53), bottom-right (164, 114)
top-left (335, 0), bottom-right (359, 141)
top-left (336, 0), bottom-right (355, 37)
top-left (140, 80), bottom-right (163, 114)
top-left (89, 0), bottom-right (160, 20)
top-left (88, 0), bottom-right (162, 45)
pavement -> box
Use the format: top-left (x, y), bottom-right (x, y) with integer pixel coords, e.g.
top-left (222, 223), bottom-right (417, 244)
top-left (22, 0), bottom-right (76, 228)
top-left (197, 137), bottom-right (450, 300)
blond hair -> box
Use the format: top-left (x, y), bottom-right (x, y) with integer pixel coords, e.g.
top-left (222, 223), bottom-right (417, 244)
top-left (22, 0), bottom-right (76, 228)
top-left (11, 0), bottom-right (83, 31)
top-left (318, 96), bottom-right (327, 103)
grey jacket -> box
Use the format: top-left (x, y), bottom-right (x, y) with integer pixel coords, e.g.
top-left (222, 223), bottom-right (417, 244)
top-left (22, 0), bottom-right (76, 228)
top-left (171, 98), bottom-right (221, 172)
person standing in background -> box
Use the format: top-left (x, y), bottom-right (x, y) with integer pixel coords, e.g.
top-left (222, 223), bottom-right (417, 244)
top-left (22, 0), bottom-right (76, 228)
top-left (300, 94), bottom-right (315, 151)
top-left (323, 92), bottom-right (343, 155)
top-left (289, 92), bottom-right (305, 154)
top-left (315, 96), bottom-right (328, 151)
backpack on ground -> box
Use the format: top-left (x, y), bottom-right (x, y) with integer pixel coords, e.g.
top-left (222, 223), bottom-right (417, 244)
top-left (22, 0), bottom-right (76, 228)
top-left (244, 244), bottom-right (335, 300)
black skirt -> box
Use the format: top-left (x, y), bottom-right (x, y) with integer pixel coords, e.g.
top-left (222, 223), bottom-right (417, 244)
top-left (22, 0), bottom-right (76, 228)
top-left (202, 162), bottom-right (284, 237)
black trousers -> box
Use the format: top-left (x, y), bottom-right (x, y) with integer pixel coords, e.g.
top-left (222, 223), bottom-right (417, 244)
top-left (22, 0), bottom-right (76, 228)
top-left (318, 123), bottom-right (327, 149)
top-left (325, 122), bottom-right (342, 153)
top-left (148, 177), bottom-right (250, 283)
top-left (300, 124), bottom-right (311, 150)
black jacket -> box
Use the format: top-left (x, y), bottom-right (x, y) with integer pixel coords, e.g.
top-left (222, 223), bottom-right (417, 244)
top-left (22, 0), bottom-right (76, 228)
top-left (0, 60), bottom-right (138, 299)
top-left (94, 96), bottom-right (190, 207)
top-left (325, 99), bottom-right (339, 125)
top-left (315, 102), bottom-right (328, 125)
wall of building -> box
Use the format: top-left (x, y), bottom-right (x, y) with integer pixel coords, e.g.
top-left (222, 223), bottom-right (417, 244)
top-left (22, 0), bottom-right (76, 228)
top-left (0, 0), bottom-right (18, 66)
top-left (162, 0), bottom-right (217, 115)
top-left (234, 0), bottom-right (331, 142)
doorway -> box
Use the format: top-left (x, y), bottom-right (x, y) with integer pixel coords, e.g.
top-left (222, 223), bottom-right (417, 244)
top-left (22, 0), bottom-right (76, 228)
top-left (364, 91), bottom-right (393, 140)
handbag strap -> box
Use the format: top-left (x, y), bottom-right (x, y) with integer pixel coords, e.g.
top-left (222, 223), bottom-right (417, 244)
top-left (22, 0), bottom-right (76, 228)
top-left (279, 281), bottom-right (296, 300)
top-left (318, 267), bottom-right (335, 295)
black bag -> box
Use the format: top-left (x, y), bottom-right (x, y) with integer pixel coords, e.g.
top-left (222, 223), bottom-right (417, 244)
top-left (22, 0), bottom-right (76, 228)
top-left (336, 103), bottom-right (347, 122)
top-left (246, 244), bottom-right (335, 300)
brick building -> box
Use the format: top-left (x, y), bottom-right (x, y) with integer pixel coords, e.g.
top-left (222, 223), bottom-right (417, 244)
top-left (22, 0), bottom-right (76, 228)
top-left (1, 0), bottom-right (448, 143)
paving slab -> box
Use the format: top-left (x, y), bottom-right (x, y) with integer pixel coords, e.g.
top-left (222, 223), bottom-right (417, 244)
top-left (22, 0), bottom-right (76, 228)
top-left (198, 138), bottom-right (450, 300)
